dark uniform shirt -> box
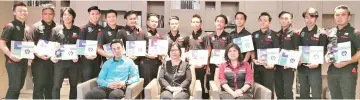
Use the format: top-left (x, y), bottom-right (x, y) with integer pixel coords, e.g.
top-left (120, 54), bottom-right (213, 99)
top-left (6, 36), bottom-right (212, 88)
top-left (50, 24), bottom-right (80, 65)
top-left (278, 28), bottom-right (300, 50)
top-left (97, 25), bottom-right (123, 46)
top-left (230, 28), bottom-right (252, 56)
top-left (299, 25), bottom-right (327, 47)
top-left (79, 22), bottom-right (104, 61)
top-left (1, 19), bottom-right (31, 63)
top-left (252, 29), bottom-right (280, 59)
top-left (328, 24), bottom-right (360, 72)
top-left (29, 20), bottom-right (57, 61)
top-left (118, 25), bottom-right (146, 48)
top-left (184, 29), bottom-right (208, 50)
top-left (206, 31), bottom-right (231, 49)
top-left (166, 31), bottom-right (186, 48)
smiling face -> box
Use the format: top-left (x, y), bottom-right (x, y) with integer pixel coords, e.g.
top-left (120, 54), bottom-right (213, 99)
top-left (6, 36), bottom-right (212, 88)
top-left (227, 47), bottom-right (239, 61)
top-left (334, 9), bottom-right (350, 27)
top-left (62, 10), bottom-right (73, 24)
top-left (106, 13), bottom-right (117, 26)
top-left (215, 17), bottom-right (226, 30)
top-left (89, 10), bottom-right (101, 23)
top-left (13, 6), bottom-right (28, 21)
top-left (42, 9), bottom-right (55, 23)
top-left (258, 16), bottom-right (270, 29)
top-left (169, 45), bottom-right (181, 60)
top-left (235, 14), bottom-right (245, 27)
top-left (126, 14), bottom-right (137, 27)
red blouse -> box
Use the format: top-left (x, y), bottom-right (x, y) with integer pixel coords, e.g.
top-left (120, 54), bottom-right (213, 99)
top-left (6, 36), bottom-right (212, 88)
top-left (218, 61), bottom-right (254, 90)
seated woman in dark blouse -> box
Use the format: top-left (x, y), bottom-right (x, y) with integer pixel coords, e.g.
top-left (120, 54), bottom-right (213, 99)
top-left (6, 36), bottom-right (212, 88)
top-left (219, 43), bottom-right (254, 99)
top-left (158, 42), bottom-right (192, 99)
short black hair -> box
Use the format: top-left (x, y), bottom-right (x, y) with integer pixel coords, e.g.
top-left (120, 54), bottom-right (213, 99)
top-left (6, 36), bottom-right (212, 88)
top-left (278, 11), bottom-right (293, 19)
top-left (192, 14), bottom-right (202, 23)
top-left (334, 5), bottom-right (351, 15)
top-left (147, 13), bottom-right (158, 20)
top-left (87, 6), bottom-right (100, 13)
top-left (41, 4), bottom-right (55, 13)
top-left (110, 40), bottom-right (124, 48)
top-left (124, 10), bottom-right (137, 19)
top-left (167, 42), bottom-right (182, 57)
top-left (61, 7), bottom-right (76, 23)
top-left (235, 12), bottom-right (247, 21)
top-left (214, 14), bottom-right (228, 24)
top-left (169, 16), bottom-right (179, 21)
top-left (302, 7), bottom-right (319, 18)
top-left (258, 12), bottom-right (272, 22)
top-left (13, 2), bottom-right (26, 12)
top-left (105, 9), bottom-right (117, 18)
top-left (224, 43), bottom-right (243, 64)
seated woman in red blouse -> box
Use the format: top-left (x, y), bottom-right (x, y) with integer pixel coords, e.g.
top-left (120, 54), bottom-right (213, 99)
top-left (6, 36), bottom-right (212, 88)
top-left (218, 43), bottom-right (254, 99)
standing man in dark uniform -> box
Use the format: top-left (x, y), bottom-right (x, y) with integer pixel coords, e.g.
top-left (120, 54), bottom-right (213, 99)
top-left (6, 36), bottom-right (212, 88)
top-left (251, 12), bottom-right (279, 98)
top-left (0, 2), bottom-right (30, 99)
top-left (28, 4), bottom-right (57, 99)
top-left (184, 14), bottom-right (209, 99)
top-left (79, 6), bottom-right (103, 82)
top-left (118, 10), bottom-right (146, 63)
top-left (50, 7), bottom-right (80, 99)
top-left (326, 5), bottom-right (360, 99)
top-left (205, 14), bottom-right (231, 94)
top-left (229, 12), bottom-right (252, 63)
top-left (97, 9), bottom-right (124, 60)
top-left (298, 7), bottom-right (327, 99)
top-left (167, 16), bottom-right (186, 48)
top-left (275, 11), bottom-right (300, 99)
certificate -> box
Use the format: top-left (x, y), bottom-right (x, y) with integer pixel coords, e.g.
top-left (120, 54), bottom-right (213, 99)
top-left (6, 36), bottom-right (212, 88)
top-left (53, 44), bottom-right (77, 60)
top-left (278, 49), bottom-right (301, 69)
top-left (76, 40), bottom-right (98, 56)
top-left (210, 49), bottom-right (226, 64)
top-left (11, 41), bottom-right (35, 59)
top-left (257, 48), bottom-right (279, 65)
top-left (335, 41), bottom-right (351, 62)
top-left (188, 50), bottom-right (209, 66)
top-left (148, 39), bottom-right (168, 56)
top-left (126, 41), bottom-right (146, 56)
top-left (35, 40), bottom-right (57, 57)
top-left (299, 46), bottom-right (324, 64)
top-left (233, 35), bottom-right (254, 53)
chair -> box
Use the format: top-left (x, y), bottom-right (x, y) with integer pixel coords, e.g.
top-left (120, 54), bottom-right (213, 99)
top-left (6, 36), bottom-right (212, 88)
top-left (76, 78), bottom-right (144, 99)
top-left (209, 68), bottom-right (272, 99)
top-left (144, 65), bottom-right (202, 99)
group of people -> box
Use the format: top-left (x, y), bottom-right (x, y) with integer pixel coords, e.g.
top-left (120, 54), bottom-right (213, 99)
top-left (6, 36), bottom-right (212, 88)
top-left (1, 2), bottom-right (360, 99)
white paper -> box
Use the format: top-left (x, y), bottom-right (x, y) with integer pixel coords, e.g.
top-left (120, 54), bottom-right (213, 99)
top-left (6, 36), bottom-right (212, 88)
top-left (11, 41), bottom-right (35, 59)
top-left (62, 45), bottom-right (78, 60)
top-left (278, 49), bottom-right (302, 68)
top-left (210, 49), bottom-right (226, 64)
top-left (126, 41), bottom-right (146, 56)
top-left (257, 48), bottom-right (279, 65)
top-left (76, 40), bottom-right (98, 56)
top-left (335, 41), bottom-right (351, 62)
top-left (148, 39), bottom-right (169, 56)
top-left (299, 46), bottom-right (324, 64)
top-left (188, 50), bottom-right (209, 66)
top-left (233, 35), bottom-right (254, 53)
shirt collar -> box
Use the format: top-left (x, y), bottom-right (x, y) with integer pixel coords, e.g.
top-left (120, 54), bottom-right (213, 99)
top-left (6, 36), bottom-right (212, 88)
top-left (125, 25), bottom-right (136, 33)
top-left (63, 24), bottom-right (74, 31)
top-left (105, 24), bottom-right (117, 31)
top-left (213, 30), bottom-right (227, 38)
top-left (13, 19), bottom-right (25, 26)
top-left (87, 21), bottom-right (99, 28)
top-left (337, 23), bottom-right (351, 31)
top-left (226, 61), bottom-right (242, 69)
top-left (168, 31), bottom-right (180, 41)
top-left (260, 28), bottom-right (270, 35)
top-left (307, 25), bottom-right (318, 33)
top-left (234, 27), bottom-right (246, 34)
top-left (112, 57), bottom-right (124, 63)
top-left (148, 29), bottom-right (158, 36)
top-left (41, 20), bottom-right (56, 28)
top-left (281, 27), bottom-right (290, 34)
top-left (192, 28), bottom-right (202, 39)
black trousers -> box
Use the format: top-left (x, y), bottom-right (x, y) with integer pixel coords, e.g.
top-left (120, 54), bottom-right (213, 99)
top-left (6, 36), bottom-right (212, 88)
top-left (5, 59), bottom-right (28, 99)
top-left (254, 65), bottom-right (274, 98)
top-left (138, 58), bottom-right (160, 87)
top-left (31, 59), bottom-right (54, 99)
top-left (274, 65), bottom-right (295, 99)
top-left (85, 87), bottom-right (126, 99)
top-left (298, 64), bottom-right (322, 99)
top-left (81, 57), bottom-right (101, 82)
top-left (327, 65), bottom-right (357, 99)
top-left (160, 90), bottom-right (190, 99)
top-left (195, 67), bottom-right (207, 99)
top-left (52, 62), bottom-right (79, 99)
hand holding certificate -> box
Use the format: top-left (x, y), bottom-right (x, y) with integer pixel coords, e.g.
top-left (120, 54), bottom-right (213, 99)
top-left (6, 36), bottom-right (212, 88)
top-left (188, 50), bottom-right (208, 66)
top-left (126, 41), bottom-right (146, 56)
top-left (256, 48), bottom-right (280, 65)
top-left (334, 41), bottom-right (351, 63)
top-left (278, 49), bottom-right (301, 69)
top-left (52, 44), bottom-right (78, 60)
top-left (210, 49), bottom-right (226, 64)
top-left (11, 41), bottom-right (35, 59)
top-left (299, 46), bottom-right (324, 64)
top-left (76, 40), bottom-right (98, 56)
top-left (148, 39), bottom-right (169, 56)
top-left (233, 35), bottom-right (254, 53)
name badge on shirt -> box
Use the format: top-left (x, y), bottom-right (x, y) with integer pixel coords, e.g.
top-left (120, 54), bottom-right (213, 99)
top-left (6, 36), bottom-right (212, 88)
top-left (16, 26), bottom-right (20, 31)
top-left (314, 34), bottom-right (319, 38)
top-left (267, 35), bottom-right (271, 39)
top-left (98, 29), bottom-right (101, 32)
top-left (345, 32), bottom-right (349, 36)
top-left (221, 37), bottom-right (226, 40)
top-left (301, 32), bottom-right (305, 37)
top-left (39, 25), bottom-right (44, 33)
top-left (88, 27), bottom-right (92, 32)
top-left (287, 34), bottom-right (291, 37)
top-left (126, 31), bottom-right (130, 35)
top-left (108, 31), bottom-right (112, 36)
top-left (255, 33), bottom-right (259, 38)
top-left (212, 37), bottom-right (215, 41)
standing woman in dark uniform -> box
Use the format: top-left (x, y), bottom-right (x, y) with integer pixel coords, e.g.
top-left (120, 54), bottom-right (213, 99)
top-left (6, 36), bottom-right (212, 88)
top-left (97, 9), bottom-right (124, 60)
top-left (28, 4), bottom-right (57, 99)
top-left (229, 12), bottom-right (252, 63)
top-left (206, 14), bottom-right (231, 95)
top-left (184, 14), bottom-right (209, 99)
top-left (50, 7), bottom-right (80, 99)
top-left (118, 10), bottom-right (146, 64)
top-left (167, 16), bottom-right (186, 48)
top-left (79, 6), bottom-right (103, 82)
top-left (137, 13), bottom-right (162, 87)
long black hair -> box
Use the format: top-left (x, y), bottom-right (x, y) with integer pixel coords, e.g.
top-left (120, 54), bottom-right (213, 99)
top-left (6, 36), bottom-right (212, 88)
top-left (224, 43), bottom-right (243, 64)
